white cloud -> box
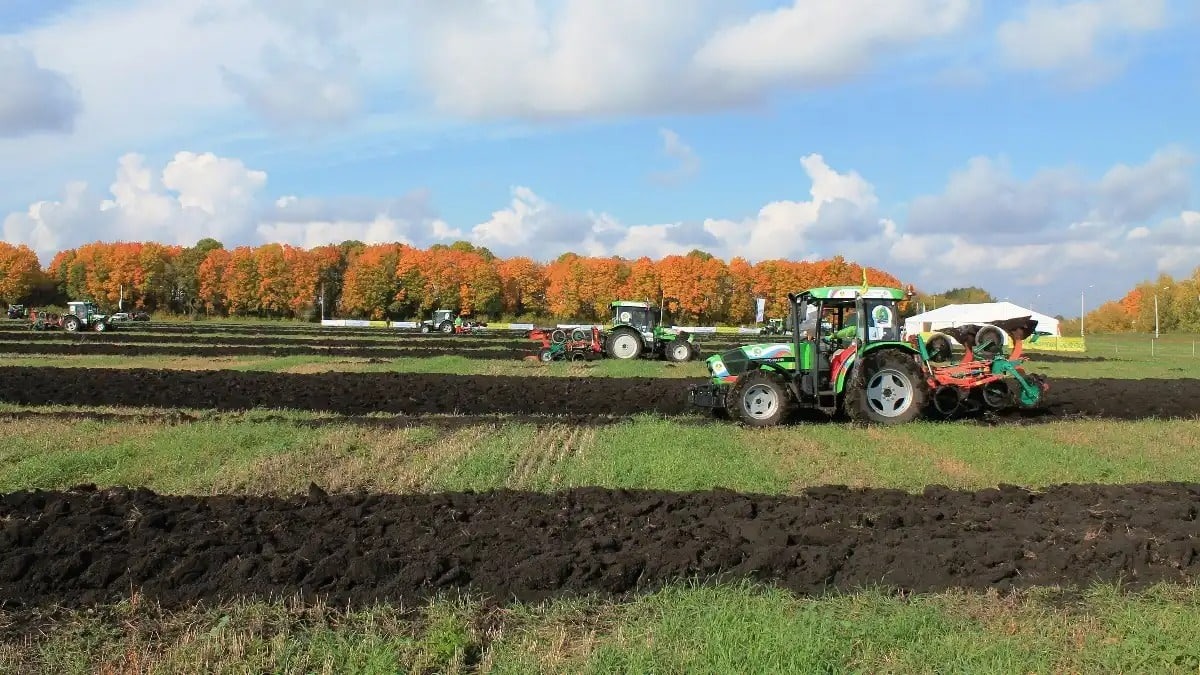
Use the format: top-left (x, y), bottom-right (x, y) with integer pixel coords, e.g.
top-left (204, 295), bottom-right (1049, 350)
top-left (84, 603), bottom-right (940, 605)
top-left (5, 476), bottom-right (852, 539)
top-left (3, 151), bottom-right (267, 259)
top-left (907, 147), bottom-right (1193, 242)
top-left (650, 128), bottom-right (701, 185)
top-left (0, 43), bottom-right (81, 137)
top-left (997, 0), bottom-right (1167, 80)
top-left (4, 144), bottom-right (1197, 315)
top-left (404, 0), bottom-right (977, 119)
top-left (701, 154), bottom-right (886, 261)
top-left (693, 0), bottom-right (975, 91)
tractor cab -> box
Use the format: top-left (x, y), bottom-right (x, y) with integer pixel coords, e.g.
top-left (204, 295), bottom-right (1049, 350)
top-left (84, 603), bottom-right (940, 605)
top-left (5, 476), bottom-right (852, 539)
top-left (789, 286), bottom-right (905, 406)
top-left (610, 301), bottom-right (658, 338)
top-left (67, 301), bottom-right (103, 320)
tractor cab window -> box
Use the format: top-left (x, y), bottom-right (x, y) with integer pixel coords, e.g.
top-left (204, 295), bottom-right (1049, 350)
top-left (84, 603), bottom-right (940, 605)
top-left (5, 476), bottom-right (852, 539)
top-left (862, 299), bottom-right (901, 342)
top-left (613, 306), bottom-right (651, 331)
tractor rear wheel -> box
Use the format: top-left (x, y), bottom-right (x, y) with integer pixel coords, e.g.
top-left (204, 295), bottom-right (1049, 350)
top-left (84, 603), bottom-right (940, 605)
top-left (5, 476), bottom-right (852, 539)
top-left (845, 350), bottom-right (927, 425)
top-left (666, 339), bottom-right (692, 363)
top-left (606, 328), bottom-right (642, 359)
top-left (439, 321), bottom-right (453, 334)
top-left (730, 369), bottom-right (792, 427)
top-left (63, 316), bottom-right (80, 332)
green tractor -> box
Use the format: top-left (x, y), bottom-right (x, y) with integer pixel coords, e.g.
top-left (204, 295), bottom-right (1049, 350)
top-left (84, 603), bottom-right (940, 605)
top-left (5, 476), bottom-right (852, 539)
top-left (62, 301), bottom-right (113, 332)
top-left (603, 300), bottom-right (699, 362)
top-left (688, 285), bottom-right (928, 426)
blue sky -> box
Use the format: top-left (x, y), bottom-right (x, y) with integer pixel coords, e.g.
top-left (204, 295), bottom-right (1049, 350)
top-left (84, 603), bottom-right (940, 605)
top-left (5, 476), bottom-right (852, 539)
top-left (1, 0), bottom-right (1198, 316)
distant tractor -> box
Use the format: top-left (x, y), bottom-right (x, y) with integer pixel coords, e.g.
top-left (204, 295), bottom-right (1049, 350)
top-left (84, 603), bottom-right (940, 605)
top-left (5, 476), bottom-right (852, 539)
top-left (6, 304), bottom-right (26, 320)
top-left (418, 308), bottom-right (488, 334)
top-left (419, 309), bottom-right (457, 334)
top-left (603, 300), bottom-right (699, 362)
top-left (29, 301), bottom-right (113, 332)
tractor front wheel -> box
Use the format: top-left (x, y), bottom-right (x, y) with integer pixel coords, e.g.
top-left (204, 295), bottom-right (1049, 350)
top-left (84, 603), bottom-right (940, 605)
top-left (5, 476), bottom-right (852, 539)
top-left (420, 324), bottom-right (430, 333)
top-left (606, 328), bottom-right (642, 360)
top-left (845, 350), bottom-right (927, 425)
top-left (730, 370), bottom-right (792, 427)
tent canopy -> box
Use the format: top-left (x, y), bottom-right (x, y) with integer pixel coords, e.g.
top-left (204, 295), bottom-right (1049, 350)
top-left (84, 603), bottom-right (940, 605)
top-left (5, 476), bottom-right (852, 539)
top-left (904, 302), bottom-right (1060, 337)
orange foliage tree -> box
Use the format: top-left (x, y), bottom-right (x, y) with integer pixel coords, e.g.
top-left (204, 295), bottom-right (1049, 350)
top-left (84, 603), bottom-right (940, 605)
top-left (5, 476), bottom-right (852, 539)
top-left (22, 238), bottom-right (934, 324)
top-left (0, 242), bottom-right (42, 305)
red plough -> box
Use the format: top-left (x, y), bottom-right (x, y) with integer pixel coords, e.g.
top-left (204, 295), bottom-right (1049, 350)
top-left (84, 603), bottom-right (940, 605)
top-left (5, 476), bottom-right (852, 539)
top-left (528, 326), bottom-right (604, 362)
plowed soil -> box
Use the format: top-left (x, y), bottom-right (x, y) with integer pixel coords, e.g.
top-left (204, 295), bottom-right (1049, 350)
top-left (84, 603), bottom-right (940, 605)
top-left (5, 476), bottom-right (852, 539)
top-left (1, 483), bottom-right (1196, 611)
top-left (0, 341), bottom-right (524, 360)
top-left (0, 332), bottom-right (535, 349)
top-left (0, 366), bottom-right (1197, 420)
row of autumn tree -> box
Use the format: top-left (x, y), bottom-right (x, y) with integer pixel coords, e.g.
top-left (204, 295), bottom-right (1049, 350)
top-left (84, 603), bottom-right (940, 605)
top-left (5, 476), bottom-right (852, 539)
top-left (0, 240), bottom-right (905, 324)
top-left (1084, 269), bottom-right (1200, 334)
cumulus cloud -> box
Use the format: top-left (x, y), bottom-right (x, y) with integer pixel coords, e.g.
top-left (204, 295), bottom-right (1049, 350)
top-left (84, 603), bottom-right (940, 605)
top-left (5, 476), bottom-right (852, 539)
top-left (257, 191), bottom-right (459, 248)
top-left (4, 145), bottom-right (1197, 315)
top-left (0, 43), bottom-right (82, 137)
top-left (997, 0), bottom-right (1167, 81)
top-left (701, 154), bottom-right (887, 261)
top-left (692, 0), bottom-right (975, 92)
top-left (650, 128), bottom-right (701, 185)
top-left (906, 147), bottom-right (1194, 243)
top-left (404, 0), bottom-right (976, 119)
top-left (3, 152), bottom-right (267, 258)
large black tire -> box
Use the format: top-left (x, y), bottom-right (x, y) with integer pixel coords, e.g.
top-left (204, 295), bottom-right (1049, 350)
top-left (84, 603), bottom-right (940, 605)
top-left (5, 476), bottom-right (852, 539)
top-left (666, 338), bottom-right (693, 363)
top-left (729, 369), bottom-right (793, 427)
top-left (93, 320), bottom-right (108, 332)
top-left (63, 316), bottom-right (80, 332)
top-left (845, 349), bottom-right (928, 425)
top-left (420, 324), bottom-right (430, 333)
top-left (606, 327), bottom-right (643, 360)
top-left (439, 321), bottom-right (453, 334)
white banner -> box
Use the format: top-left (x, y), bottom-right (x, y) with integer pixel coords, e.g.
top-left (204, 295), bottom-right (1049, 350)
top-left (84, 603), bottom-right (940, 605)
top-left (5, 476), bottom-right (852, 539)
top-left (755, 297), bottom-right (767, 323)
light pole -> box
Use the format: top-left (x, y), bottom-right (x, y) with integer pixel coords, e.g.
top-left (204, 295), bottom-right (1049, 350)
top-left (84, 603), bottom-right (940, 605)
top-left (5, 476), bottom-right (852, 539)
top-left (1156, 287), bottom-right (1167, 339)
top-left (1081, 284), bottom-right (1094, 337)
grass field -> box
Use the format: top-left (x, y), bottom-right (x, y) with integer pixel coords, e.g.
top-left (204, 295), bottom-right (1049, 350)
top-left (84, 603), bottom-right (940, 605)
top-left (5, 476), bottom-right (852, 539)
top-left (3, 412), bottom-right (1200, 673)
top-left (2, 323), bottom-right (1199, 673)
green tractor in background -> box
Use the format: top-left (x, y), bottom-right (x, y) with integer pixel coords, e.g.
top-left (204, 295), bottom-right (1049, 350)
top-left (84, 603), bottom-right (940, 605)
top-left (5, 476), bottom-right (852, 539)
top-left (689, 285), bottom-right (927, 426)
top-left (604, 300), bottom-right (699, 363)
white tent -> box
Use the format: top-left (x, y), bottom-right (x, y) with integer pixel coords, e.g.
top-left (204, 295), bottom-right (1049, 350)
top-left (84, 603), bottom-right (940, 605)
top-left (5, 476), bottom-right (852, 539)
top-left (904, 302), bottom-right (1061, 337)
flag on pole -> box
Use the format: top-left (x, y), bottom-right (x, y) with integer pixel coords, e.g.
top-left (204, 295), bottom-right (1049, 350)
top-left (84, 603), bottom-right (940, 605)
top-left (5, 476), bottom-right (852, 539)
top-left (755, 297), bottom-right (766, 323)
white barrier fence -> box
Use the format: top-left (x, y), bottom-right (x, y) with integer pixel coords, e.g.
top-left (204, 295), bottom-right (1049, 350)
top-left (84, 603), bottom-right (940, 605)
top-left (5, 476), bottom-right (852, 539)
top-left (323, 319), bottom-right (768, 335)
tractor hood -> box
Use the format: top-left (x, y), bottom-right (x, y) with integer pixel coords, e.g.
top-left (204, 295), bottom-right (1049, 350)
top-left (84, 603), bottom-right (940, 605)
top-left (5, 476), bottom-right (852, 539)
top-left (706, 342), bottom-right (795, 381)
